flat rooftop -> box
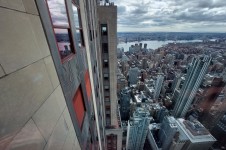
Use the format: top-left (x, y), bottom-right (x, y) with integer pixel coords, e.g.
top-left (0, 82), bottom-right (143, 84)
top-left (176, 119), bottom-right (216, 143)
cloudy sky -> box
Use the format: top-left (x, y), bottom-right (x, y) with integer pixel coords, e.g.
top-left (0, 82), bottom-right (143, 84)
top-left (111, 0), bottom-right (226, 32)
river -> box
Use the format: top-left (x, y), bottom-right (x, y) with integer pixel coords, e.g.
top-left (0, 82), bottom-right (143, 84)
top-left (117, 40), bottom-right (203, 52)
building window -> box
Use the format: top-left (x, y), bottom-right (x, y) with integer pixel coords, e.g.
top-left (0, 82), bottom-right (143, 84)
top-left (104, 85), bottom-right (109, 92)
top-left (106, 105), bottom-right (110, 110)
top-left (104, 73), bottom-right (109, 80)
top-left (102, 43), bottom-right (108, 53)
top-left (85, 71), bottom-right (92, 100)
top-left (73, 86), bottom-right (86, 129)
top-left (46, 0), bottom-right (75, 62)
top-left (105, 97), bottom-right (110, 102)
top-left (103, 59), bottom-right (109, 68)
top-left (101, 24), bottom-right (108, 36)
top-left (72, 3), bottom-right (85, 47)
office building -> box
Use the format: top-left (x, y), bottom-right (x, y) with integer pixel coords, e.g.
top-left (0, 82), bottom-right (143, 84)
top-left (156, 106), bottom-right (169, 123)
top-left (159, 116), bottom-right (178, 150)
top-left (154, 75), bottom-right (164, 100)
top-left (126, 107), bottom-right (151, 150)
top-left (98, 3), bottom-right (123, 150)
top-left (172, 118), bottom-right (216, 150)
top-left (146, 123), bottom-right (162, 150)
top-left (128, 66), bottom-right (140, 85)
top-left (173, 56), bottom-right (212, 118)
top-left (141, 58), bottom-right (148, 69)
top-left (0, 0), bottom-right (121, 149)
top-left (211, 113), bottom-right (226, 149)
top-left (120, 88), bottom-right (131, 121)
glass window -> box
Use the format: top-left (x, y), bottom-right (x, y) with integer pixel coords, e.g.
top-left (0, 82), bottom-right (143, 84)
top-left (72, 4), bottom-right (85, 47)
top-left (102, 43), bottom-right (108, 53)
top-left (54, 28), bottom-right (73, 59)
top-left (101, 24), bottom-right (107, 36)
top-left (47, 0), bottom-right (69, 27)
top-left (46, 0), bottom-right (75, 61)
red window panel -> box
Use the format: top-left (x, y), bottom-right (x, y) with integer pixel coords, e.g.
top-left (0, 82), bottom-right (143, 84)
top-left (85, 71), bottom-right (92, 99)
top-left (73, 87), bottom-right (85, 128)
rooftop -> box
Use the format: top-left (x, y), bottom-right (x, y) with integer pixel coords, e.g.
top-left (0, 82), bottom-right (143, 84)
top-left (176, 119), bottom-right (216, 143)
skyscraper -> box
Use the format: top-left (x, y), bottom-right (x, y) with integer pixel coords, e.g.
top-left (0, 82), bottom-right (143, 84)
top-left (126, 107), bottom-right (151, 150)
top-left (154, 74), bottom-right (164, 100)
top-left (128, 66), bottom-right (140, 85)
top-left (120, 88), bottom-right (131, 121)
top-left (98, 3), bottom-right (123, 150)
top-left (172, 118), bottom-right (216, 150)
top-left (173, 56), bottom-right (212, 118)
top-left (158, 116), bottom-right (178, 150)
top-left (0, 0), bottom-right (121, 149)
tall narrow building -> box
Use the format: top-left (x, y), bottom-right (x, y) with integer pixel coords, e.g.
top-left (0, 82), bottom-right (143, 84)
top-left (173, 56), bottom-right (212, 118)
top-left (0, 0), bottom-right (121, 150)
top-left (98, 3), bottom-right (123, 150)
top-left (154, 74), bottom-right (164, 99)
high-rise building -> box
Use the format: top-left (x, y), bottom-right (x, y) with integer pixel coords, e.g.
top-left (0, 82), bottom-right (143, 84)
top-left (126, 107), bottom-right (151, 150)
top-left (120, 88), bottom-right (131, 121)
top-left (173, 56), bottom-right (212, 118)
top-left (98, 3), bottom-right (123, 150)
top-left (172, 118), bottom-right (216, 150)
top-left (128, 66), bottom-right (140, 85)
top-left (0, 0), bottom-right (121, 150)
top-left (156, 106), bottom-right (169, 123)
top-left (141, 58), bottom-right (148, 69)
top-left (211, 113), bottom-right (226, 149)
top-left (158, 116), bottom-right (178, 150)
top-left (154, 75), bottom-right (164, 100)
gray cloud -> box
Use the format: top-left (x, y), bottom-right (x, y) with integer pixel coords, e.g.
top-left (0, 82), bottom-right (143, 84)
top-left (112, 0), bottom-right (226, 32)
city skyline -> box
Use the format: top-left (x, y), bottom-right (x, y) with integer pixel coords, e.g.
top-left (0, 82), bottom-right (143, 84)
top-left (1, 0), bottom-right (226, 150)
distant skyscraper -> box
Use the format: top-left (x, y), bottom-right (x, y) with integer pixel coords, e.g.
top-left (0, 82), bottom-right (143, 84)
top-left (142, 58), bottom-right (148, 69)
top-left (173, 56), bottom-right (212, 118)
top-left (126, 107), bottom-right (151, 150)
top-left (154, 75), bottom-right (164, 99)
top-left (144, 43), bottom-right (147, 49)
top-left (128, 66), bottom-right (139, 85)
top-left (120, 88), bottom-right (131, 121)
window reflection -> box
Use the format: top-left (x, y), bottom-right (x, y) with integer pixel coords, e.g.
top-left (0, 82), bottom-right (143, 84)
top-left (54, 28), bottom-right (73, 59)
top-left (72, 5), bottom-right (80, 28)
top-left (72, 4), bottom-right (85, 47)
top-left (46, 0), bottom-right (75, 61)
top-left (46, 0), bottom-right (69, 27)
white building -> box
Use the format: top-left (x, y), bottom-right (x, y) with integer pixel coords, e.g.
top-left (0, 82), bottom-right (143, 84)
top-left (171, 118), bottom-right (216, 150)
